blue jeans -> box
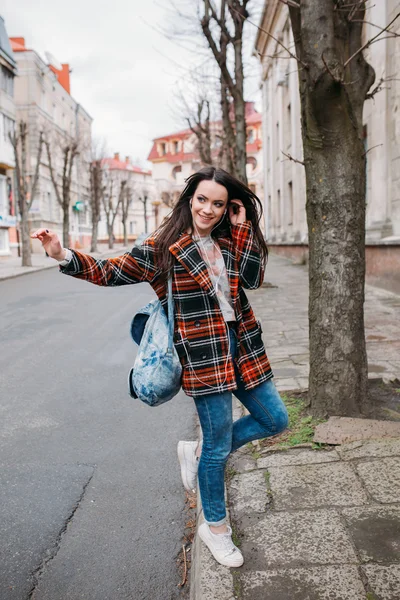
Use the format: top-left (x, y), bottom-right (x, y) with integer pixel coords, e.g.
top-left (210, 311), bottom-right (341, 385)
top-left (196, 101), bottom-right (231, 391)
top-left (194, 328), bottom-right (289, 526)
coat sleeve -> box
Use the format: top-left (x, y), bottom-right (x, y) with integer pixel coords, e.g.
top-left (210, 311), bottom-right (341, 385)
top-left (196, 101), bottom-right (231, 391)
top-left (230, 222), bottom-right (264, 289)
top-left (59, 240), bottom-right (160, 286)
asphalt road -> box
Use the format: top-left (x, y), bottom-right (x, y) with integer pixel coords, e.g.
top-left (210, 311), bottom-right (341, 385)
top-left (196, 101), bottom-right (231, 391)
top-left (0, 266), bottom-right (197, 600)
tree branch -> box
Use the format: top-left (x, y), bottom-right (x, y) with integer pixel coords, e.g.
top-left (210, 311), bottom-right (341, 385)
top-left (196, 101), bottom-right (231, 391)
top-left (28, 131), bottom-right (44, 211)
top-left (362, 143), bottom-right (383, 158)
top-left (45, 140), bottom-right (63, 207)
top-left (281, 151), bottom-right (305, 166)
top-left (231, 6), bottom-right (308, 69)
top-left (344, 11), bottom-right (400, 68)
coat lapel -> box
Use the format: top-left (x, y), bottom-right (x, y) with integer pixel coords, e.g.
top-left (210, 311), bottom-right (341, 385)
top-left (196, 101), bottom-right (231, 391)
top-left (218, 236), bottom-right (239, 307)
top-left (169, 233), bottom-right (239, 306)
top-left (169, 233), bottom-right (217, 300)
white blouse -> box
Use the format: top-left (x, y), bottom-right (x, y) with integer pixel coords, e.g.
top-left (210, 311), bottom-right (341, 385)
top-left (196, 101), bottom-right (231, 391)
top-left (193, 234), bottom-right (235, 322)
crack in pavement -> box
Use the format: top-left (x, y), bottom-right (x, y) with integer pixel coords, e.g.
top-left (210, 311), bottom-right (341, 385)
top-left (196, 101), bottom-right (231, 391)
top-left (26, 464), bottom-right (96, 600)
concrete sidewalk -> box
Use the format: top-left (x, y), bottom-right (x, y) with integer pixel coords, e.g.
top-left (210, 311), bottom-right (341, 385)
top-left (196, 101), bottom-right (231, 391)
top-left (191, 254), bottom-right (400, 600)
top-left (0, 244), bottom-right (129, 282)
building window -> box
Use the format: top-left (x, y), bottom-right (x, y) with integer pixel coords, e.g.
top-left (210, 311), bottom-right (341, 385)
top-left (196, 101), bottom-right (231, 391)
top-left (3, 115), bottom-right (15, 142)
top-left (172, 165), bottom-right (182, 180)
top-left (160, 142), bottom-right (166, 155)
top-left (247, 129), bottom-right (254, 144)
top-left (173, 140), bottom-right (179, 153)
top-left (0, 66), bottom-right (14, 96)
top-left (129, 221), bottom-right (137, 234)
top-left (246, 157), bottom-right (257, 173)
top-left (0, 229), bottom-right (7, 252)
top-left (288, 181), bottom-right (293, 226)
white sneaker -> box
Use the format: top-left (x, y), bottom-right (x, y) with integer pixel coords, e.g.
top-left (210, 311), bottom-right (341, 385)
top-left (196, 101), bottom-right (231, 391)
top-left (177, 441), bottom-right (199, 492)
top-left (198, 522), bottom-right (244, 567)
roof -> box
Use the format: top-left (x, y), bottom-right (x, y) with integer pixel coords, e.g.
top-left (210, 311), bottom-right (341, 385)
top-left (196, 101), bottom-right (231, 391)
top-left (147, 102), bottom-right (262, 163)
top-left (9, 36), bottom-right (28, 53)
top-left (102, 157), bottom-right (152, 175)
top-left (0, 17), bottom-right (17, 71)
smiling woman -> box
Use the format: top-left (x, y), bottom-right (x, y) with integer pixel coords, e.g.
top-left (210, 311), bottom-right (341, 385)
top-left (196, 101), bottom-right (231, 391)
top-left (30, 165), bottom-right (288, 570)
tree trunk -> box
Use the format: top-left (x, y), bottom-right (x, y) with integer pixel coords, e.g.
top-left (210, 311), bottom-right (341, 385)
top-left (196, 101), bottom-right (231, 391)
top-left (62, 206), bottom-right (70, 248)
top-left (107, 222), bottom-right (114, 249)
top-left (288, 2), bottom-right (375, 417)
top-left (90, 211), bottom-right (99, 252)
top-left (123, 221), bottom-right (128, 247)
top-left (20, 210), bottom-right (32, 267)
top-left (305, 116), bottom-right (368, 416)
top-left (143, 199), bottom-right (148, 233)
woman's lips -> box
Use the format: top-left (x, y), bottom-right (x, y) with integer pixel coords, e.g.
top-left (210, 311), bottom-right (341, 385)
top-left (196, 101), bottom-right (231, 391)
top-left (198, 215), bottom-right (213, 223)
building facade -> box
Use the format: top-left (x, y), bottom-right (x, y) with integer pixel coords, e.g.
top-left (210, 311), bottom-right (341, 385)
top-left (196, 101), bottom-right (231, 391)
top-left (98, 153), bottom-right (156, 242)
top-left (255, 1), bottom-right (400, 272)
top-left (0, 17), bottom-right (17, 256)
top-left (147, 102), bottom-right (264, 229)
top-left (9, 36), bottom-right (92, 255)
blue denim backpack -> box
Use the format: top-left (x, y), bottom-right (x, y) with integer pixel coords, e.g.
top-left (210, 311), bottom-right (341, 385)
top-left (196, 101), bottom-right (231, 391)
top-left (128, 277), bottom-right (182, 407)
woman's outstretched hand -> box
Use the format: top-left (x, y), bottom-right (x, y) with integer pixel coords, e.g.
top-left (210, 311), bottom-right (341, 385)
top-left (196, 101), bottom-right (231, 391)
top-left (228, 199), bottom-right (246, 226)
top-left (30, 229), bottom-right (66, 261)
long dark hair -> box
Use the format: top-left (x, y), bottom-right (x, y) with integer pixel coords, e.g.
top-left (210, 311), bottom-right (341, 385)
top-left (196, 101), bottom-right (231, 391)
top-left (155, 166), bottom-right (268, 278)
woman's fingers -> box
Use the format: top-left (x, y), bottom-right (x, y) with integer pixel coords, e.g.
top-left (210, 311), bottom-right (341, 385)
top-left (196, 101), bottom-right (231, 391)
top-left (31, 228), bottom-right (50, 239)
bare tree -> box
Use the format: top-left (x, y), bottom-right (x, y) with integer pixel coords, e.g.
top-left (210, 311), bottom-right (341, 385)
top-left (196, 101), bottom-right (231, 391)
top-left (273, 1), bottom-right (400, 416)
top-left (138, 190), bottom-right (150, 234)
top-left (120, 181), bottom-right (134, 247)
top-left (9, 121), bottom-right (44, 267)
top-left (187, 97), bottom-right (213, 166)
top-left (44, 134), bottom-right (79, 248)
top-left (102, 176), bottom-right (126, 249)
top-left (89, 159), bottom-right (104, 252)
top-left (200, 0), bottom-right (250, 182)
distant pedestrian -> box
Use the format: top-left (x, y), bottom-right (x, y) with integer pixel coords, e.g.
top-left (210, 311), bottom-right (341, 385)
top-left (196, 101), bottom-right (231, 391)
top-left (31, 166), bottom-right (288, 568)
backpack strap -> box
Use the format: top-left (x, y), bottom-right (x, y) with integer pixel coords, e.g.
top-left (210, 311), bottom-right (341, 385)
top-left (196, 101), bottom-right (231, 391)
top-left (167, 276), bottom-right (174, 353)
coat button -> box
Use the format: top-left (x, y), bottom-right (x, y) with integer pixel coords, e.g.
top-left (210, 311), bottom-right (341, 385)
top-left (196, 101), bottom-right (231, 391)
top-left (201, 353), bottom-right (207, 360)
top-left (194, 321), bottom-right (200, 328)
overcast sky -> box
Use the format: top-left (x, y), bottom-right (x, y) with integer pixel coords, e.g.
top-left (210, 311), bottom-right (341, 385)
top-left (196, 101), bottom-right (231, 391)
top-left (3, 0), bottom-right (262, 167)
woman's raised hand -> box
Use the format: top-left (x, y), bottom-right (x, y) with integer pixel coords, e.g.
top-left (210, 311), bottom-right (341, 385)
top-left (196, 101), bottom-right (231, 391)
top-left (228, 199), bottom-right (246, 226)
top-left (30, 229), bottom-right (66, 261)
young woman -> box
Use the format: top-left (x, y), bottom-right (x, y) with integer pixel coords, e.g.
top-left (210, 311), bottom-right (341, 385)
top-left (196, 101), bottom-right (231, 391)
top-left (31, 166), bottom-right (288, 568)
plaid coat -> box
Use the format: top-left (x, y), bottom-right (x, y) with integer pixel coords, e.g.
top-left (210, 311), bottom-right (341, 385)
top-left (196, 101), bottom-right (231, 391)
top-left (60, 222), bottom-right (273, 397)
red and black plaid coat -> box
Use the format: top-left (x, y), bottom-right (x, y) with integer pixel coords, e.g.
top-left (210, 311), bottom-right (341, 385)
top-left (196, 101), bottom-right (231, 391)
top-left (60, 222), bottom-right (273, 397)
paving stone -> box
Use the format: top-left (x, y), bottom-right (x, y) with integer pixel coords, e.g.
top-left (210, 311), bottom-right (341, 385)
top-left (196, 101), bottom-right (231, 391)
top-left (242, 509), bottom-right (357, 569)
top-left (338, 438), bottom-right (400, 460)
top-left (273, 367), bottom-right (302, 378)
top-left (356, 457), bottom-right (400, 503)
top-left (274, 378), bottom-right (300, 391)
top-left (240, 566), bottom-right (366, 600)
top-left (229, 471), bottom-right (269, 518)
top-left (342, 505), bottom-right (400, 563)
top-left (268, 462), bottom-right (369, 509)
top-left (314, 416), bottom-right (400, 444)
top-left (257, 448), bottom-right (340, 469)
top-left (362, 564), bottom-right (400, 600)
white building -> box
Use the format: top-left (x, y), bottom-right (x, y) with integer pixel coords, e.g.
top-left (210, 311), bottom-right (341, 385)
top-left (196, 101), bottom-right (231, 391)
top-left (98, 153), bottom-right (156, 242)
top-left (10, 36), bottom-right (92, 254)
top-left (0, 16), bottom-right (17, 256)
top-left (147, 102), bottom-right (264, 229)
top-left (255, 1), bottom-right (400, 277)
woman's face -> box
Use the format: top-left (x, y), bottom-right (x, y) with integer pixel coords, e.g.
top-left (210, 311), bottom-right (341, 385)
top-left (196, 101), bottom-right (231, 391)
top-left (190, 179), bottom-right (228, 236)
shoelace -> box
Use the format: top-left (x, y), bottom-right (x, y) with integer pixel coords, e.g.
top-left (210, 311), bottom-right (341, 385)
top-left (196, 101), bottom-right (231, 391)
top-left (218, 531), bottom-right (238, 556)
